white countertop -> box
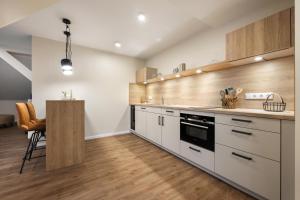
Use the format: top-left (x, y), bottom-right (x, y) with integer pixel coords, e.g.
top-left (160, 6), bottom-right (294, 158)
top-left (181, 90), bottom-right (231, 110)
top-left (131, 103), bottom-right (295, 121)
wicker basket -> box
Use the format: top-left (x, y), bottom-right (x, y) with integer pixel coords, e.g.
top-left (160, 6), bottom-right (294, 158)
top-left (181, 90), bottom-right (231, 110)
top-left (263, 93), bottom-right (286, 112)
top-left (220, 88), bottom-right (243, 109)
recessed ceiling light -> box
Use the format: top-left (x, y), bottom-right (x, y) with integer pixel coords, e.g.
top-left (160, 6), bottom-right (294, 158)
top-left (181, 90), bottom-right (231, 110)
top-left (160, 77), bottom-right (164, 81)
top-left (114, 42), bottom-right (122, 48)
top-left (143, 81), bottom-right (147, 84)
top-left (175, 74), bottom-right (180, 78)
top-left (137, 13), bottom-right (146, 22)
top-left (254, 56), bottom-right (263, 61)
top-left (196, 69), bottom-right (202, 74)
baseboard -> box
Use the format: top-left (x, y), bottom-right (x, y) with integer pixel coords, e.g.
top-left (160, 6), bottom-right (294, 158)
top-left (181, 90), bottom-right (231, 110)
top-left (85, 130), bottom-right (130, 140)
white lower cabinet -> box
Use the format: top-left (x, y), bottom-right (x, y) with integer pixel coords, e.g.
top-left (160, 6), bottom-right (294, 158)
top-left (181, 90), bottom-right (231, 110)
top-left (146, 112), bottom-right (162, 144)
top-left (161, 115), bottom-right (180, 154)
top-left (215, 144), bottom-right (280, 200)
top-left (180, 141), bottom-right (214, 171)
top-left (135, 110), bottom-right (146, 137)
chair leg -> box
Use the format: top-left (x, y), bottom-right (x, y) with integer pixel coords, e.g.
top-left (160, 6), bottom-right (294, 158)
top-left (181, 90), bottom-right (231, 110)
top-left (28, 132), bottom-right (39, 161)
top-left (20, 134), bottom-right (33, 174)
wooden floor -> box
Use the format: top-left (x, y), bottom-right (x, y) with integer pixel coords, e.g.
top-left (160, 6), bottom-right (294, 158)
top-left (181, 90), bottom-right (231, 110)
top-left (0, 127), bottom-right (255, 200)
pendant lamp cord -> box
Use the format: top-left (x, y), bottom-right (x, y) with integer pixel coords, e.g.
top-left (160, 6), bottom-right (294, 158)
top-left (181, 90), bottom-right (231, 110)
top-left (65, 24), bottom-right (72, 60)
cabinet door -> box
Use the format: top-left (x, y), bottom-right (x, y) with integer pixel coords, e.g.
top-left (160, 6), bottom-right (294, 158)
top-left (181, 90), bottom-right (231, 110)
top-left (245, 20), bottom-right (265, 57)
top-left (264, 8), bottom-right (291, 53)
top-left (136, 68), bottom-right (146, 83)
top-left (146, 112), bottom-right (162, 144)
top-left (135, 110), bottom-right (146, 137)
top-left (161, 115), bottom-right (180, 154)
top-left (226, 27), bottom-right (246, 61)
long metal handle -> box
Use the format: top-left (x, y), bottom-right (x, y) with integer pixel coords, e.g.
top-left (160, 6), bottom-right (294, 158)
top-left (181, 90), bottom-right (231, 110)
top-left (232, 152), bottom-right (253, 161)
top-left (141, 107), bottom-right (146, 110)
top-left (189, 146), bottom-right (201, 153)
top-left (232, 118), bottom-right (252, 123)
top-left (187, 118), bottom-right (214, 125)
top-left (180, 122), bottom-right (208, 129)
top-left (162, 116), bottom-right (164, 126)
top-left (158, 116), bottom-right (161, 125)
top-left (166, 110), bottom-right (174, 113)
top-left (232, 129), bottom-right (252, 136)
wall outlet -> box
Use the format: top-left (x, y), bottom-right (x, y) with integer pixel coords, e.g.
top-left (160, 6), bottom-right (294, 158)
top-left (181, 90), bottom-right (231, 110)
top-left (245, 92), bottom-right (273, 100)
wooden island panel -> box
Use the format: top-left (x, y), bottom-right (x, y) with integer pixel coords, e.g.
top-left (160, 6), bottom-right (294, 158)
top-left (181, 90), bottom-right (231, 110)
top-left (46, 100), bottom-right (85, 171)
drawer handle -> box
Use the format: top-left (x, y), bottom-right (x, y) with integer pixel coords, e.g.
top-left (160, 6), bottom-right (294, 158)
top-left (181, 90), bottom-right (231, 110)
top-left (166, 110), bottom-right (174, 113)
top-left (141, 107), bottom-right (146, 110)
top-left (232, 152), bottom-right (253, 161)
top-left (231, 118), bottom-right (252, 123)
top-left (232, 129), bottom-right (252, 136)
top-left (189, 146), bottom-right (201, 153)
top-left (232, 118), bottom-right (252, 123)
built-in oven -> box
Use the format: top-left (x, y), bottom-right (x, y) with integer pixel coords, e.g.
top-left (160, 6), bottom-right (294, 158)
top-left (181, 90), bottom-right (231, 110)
top-left (180, 113), bottom-right (215, 152)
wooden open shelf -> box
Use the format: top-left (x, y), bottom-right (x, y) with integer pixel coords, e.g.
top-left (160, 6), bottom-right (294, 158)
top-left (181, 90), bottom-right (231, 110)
top-left (146, 47), bottom-right (294, 84)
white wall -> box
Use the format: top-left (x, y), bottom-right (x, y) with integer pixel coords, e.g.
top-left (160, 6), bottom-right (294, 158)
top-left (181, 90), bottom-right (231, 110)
top-left (146, 1), bottom-right (294, 75)
top-left (0, 100), bottom-right (26, 121)
top-left (295, 0), bottom-right (299, 199)
top-left (32, 37), bottom-right (144, 137)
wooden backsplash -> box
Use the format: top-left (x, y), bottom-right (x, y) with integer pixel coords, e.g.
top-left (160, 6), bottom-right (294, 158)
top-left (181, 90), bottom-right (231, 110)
top-left (145, 56), bottom-right (295, 110)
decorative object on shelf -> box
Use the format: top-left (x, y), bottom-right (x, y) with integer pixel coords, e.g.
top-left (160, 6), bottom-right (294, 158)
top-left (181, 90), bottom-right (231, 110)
top-left (263, 93), bottom-right (286, 112)
top-left (178, 63), bottom-right (186, 72)
top-left (61, 90), bottom-right (75, 100)
top-left (61, 18), bottom-right (73, 76)
top-left (220, 87), bottom-right (243, 109)
top-left (173, 63), bottom-right (186, 74)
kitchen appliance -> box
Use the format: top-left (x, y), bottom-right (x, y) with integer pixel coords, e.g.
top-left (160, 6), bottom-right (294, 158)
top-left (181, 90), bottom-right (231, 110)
top-left (180, 113), bottom-right (215, 151)
top-left (130, 105), bottom-right (135, 130)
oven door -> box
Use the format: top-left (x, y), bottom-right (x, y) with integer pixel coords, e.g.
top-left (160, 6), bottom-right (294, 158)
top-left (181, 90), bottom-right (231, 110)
top-left (180, 120), bottom-right (214, 151)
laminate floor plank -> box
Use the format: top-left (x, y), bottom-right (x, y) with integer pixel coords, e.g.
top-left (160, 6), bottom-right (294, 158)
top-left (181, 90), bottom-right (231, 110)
top-left (0, 127), bottom-right (255, 200)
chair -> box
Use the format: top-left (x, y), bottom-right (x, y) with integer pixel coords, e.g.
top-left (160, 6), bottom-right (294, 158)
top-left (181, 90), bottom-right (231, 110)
top-left (16, 103), bottom-right (46, 174)
top-left (26, 102), bottom-right (46, 136)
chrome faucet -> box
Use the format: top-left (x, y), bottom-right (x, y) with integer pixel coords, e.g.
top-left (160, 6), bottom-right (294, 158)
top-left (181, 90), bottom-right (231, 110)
top-left (161, 96), bottom-right (164, 105)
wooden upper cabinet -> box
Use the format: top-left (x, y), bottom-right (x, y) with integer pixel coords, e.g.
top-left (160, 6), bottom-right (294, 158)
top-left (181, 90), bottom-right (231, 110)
top-left (226, 27), bottom-right (246, 61)
top-left (136, 67), bottom-right (157, 84)
top-left (226, 8), bottom-right (293, 61)
top-left (291, 7), bottom-right (295, 47)
top-left (264, 8), bottom-right (291, 53)
top-left (245, 20), bottom-right (265, 57)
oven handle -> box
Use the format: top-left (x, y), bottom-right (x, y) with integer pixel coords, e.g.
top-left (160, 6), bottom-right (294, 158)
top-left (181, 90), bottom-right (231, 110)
top-left (187, 118), bottom-right (214, 125)
top-left (180, 122), bottom-right (209, 129)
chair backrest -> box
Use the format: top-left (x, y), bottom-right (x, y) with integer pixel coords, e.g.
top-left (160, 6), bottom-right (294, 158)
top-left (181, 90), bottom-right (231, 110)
top-left (26, 102), bottom-right (37, 121)
top-left (16, 103), bottom-right (31, 130)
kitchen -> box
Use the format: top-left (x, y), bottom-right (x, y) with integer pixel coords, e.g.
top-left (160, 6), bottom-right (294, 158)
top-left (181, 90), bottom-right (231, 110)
top-left (129, 6), bottom-right (295, 200)
top-left (0, 0), bottom-right (298, 200)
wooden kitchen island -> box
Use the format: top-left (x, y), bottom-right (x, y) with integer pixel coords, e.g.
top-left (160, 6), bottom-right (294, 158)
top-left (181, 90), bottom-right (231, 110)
top-left (46, 100), bottom-right (85, 171)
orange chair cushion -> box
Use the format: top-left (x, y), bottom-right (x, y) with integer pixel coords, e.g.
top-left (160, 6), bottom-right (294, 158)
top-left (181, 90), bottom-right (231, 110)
top-left (16, 103), bottom-right (45, 132)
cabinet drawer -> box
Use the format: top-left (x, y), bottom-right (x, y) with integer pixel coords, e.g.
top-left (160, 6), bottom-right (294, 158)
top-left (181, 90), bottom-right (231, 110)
top-left (216, 124), bottom-right (280, 161)
top-left (135, 106), bottom-right (148, 111)
top-left (215, 114), bottom-right (280, 133)
top-left (147, 107), bottom-right (162, 114)
top-left (162, 108), bottom-right (180, 117)
top-left (215, 144), bottom-right (280, 200)
top-left (180, 141), bottom-right (214, 171)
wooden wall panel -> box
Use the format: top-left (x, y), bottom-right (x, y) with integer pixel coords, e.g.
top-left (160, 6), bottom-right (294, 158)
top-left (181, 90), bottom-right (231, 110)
top-left (146, 57), bottom-right (294, 110)
top-left (129, 83), bottom-right (146, 104)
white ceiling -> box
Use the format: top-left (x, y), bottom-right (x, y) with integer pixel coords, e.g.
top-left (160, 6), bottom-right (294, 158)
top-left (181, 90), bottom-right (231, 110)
top-left (0, 0), bottom-right (292, 59)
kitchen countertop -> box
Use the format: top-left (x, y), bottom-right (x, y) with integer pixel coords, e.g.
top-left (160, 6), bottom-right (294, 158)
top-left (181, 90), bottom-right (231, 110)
top-left (131, 103), bottom-right (295, 121)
